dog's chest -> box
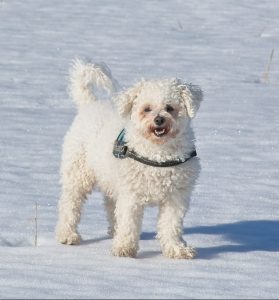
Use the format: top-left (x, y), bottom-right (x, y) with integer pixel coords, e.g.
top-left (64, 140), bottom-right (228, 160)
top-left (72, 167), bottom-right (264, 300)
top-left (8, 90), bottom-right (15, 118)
top-left (124, 162), bottom-right (188, 205)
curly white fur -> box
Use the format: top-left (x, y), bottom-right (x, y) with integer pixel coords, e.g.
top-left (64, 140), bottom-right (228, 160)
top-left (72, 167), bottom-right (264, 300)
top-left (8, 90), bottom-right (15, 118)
top-left (56, 59), bottom-right (203, 259)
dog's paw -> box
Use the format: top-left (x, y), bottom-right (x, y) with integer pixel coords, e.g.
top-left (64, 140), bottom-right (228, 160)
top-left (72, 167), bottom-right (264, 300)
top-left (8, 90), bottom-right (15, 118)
top-left (56, 229), bottom-right (81, 245)
top-left (112, 245), bottom-right (137, 258)
top-left (163, 245), bottom-right (197, 259)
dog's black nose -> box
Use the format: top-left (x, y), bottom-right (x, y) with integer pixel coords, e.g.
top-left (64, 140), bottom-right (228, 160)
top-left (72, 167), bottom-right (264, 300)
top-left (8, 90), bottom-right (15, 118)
top-left (154, 116), bottom-right (165, 126)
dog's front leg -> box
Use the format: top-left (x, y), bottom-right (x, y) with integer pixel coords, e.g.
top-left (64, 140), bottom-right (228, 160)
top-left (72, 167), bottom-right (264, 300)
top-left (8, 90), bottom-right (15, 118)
top-left (112, 194), bottom-right (144, 258)
top-left (157, 196), bottom-right (196, 259)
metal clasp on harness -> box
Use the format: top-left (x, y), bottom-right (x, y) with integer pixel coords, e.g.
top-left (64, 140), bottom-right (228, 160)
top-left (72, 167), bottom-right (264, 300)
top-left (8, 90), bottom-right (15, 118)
top-left (113, 143), bottom-right (128, 159)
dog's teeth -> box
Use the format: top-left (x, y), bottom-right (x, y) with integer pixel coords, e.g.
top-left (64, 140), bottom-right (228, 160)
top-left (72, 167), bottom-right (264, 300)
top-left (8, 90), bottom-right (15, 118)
top-left (155, 129), bottom-right (166, 136)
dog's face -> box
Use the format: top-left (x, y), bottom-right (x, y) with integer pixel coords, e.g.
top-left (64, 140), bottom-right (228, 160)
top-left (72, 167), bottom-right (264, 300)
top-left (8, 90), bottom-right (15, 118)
top-left (130, 91), bottom-right (181, 144)
top-left (116, 79), bottom-right (203, 144)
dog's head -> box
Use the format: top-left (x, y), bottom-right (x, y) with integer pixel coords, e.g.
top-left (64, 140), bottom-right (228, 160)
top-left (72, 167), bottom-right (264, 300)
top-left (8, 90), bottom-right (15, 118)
top-left (115, 79), bottom-right (203, 144)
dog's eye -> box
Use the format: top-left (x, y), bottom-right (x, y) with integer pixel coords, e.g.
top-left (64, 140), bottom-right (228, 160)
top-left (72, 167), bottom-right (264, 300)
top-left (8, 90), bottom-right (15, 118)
top-left (144, 107), bottom-right (151, 113)
top-left (166, 105), bottom-right (174, 113)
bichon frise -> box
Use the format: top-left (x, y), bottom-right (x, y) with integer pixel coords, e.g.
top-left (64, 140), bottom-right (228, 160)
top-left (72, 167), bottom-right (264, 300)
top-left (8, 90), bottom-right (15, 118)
top-left (56, 59), bottom-right (203, 259)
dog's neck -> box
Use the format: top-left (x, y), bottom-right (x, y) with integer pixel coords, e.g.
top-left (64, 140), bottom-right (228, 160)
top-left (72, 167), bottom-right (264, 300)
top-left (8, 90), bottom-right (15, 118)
top-left (124, 123), bottom-right (196, 162)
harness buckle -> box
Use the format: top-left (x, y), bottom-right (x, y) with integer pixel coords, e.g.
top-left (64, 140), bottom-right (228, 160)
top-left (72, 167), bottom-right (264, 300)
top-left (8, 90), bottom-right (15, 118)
top-left (113, 143), bottom-right (128, 159)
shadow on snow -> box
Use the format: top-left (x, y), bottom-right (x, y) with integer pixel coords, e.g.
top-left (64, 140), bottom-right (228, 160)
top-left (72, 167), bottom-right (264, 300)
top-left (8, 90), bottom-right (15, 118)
top-left (140, 220), bottom-right (279, 259)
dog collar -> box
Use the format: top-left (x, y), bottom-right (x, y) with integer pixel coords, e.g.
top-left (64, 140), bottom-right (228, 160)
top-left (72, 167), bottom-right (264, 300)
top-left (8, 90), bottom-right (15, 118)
top-left (113, 129), bottom-right (197, 167)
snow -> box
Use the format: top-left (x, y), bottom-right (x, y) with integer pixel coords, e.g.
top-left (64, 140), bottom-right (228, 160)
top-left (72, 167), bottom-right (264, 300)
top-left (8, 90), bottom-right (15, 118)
top-left (0, 0), bottom-right (279, 298)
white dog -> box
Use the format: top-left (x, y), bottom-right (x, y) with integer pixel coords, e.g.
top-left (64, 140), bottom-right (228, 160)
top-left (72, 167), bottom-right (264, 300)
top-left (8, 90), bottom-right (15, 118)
top-left (56, 59), bottom-right (203, 259)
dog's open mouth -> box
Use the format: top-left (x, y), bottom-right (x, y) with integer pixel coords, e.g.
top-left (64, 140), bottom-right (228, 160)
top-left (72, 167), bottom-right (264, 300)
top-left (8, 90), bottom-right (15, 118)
top-left (152, 127), bottom-right (168, 137)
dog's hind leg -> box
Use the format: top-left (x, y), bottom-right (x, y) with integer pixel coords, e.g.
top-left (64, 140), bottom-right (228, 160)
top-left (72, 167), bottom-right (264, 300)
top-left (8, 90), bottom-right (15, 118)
top-left (104, 196), bottom-right (116, 238)
top-left (56, 144), bottom-right (94, 245)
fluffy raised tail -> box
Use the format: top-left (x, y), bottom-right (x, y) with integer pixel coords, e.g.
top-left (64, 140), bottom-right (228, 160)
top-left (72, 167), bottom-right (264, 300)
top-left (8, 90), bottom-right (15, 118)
top-left (69, 59), bottom-right (119, 106)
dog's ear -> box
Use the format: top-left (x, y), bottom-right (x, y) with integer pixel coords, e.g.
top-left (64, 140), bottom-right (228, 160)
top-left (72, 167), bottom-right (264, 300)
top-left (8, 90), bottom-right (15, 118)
top-left (180, 83), bottom-right (203, 118)
top-left (114, 82), bottom-right (143, 118)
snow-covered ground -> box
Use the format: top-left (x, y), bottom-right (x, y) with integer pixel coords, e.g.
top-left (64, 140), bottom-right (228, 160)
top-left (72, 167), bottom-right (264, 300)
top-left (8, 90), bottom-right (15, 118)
top-left (0, 0), bottom-right (279, 298)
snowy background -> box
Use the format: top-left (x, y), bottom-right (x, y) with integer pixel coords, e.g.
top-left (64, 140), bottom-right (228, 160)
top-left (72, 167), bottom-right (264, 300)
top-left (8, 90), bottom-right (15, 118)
top-left (0, 0), bottom-right (279, 298)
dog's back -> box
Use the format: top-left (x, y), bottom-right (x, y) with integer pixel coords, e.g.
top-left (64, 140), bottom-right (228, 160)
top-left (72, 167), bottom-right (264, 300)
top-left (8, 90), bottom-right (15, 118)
top-left (64, 59), bottom-right (123, 190)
